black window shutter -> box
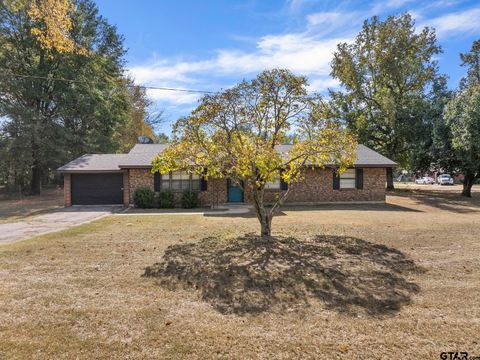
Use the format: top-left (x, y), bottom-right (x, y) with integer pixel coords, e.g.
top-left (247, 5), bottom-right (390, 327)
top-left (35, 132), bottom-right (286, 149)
top-left (154, 172), bottom-right (161, 192)
top-left (356, 168), bottom-right (364, 190)
top-left (200, 168), bottom-right (208, 191)
top-left (280, 170), bottom-right (288, 190)
top-left (333, 170), bottom-right (340, 190)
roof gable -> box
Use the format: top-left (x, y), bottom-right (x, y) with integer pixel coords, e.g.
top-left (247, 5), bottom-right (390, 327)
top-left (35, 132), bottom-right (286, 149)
top-left (57, 154), bottom-right (129, 172)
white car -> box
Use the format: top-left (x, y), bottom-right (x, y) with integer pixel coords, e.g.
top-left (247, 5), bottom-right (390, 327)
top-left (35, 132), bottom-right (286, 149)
top-left (415, 176), bottom-right (435, 184)
top-left (437, 174), bottom-right (454, 185)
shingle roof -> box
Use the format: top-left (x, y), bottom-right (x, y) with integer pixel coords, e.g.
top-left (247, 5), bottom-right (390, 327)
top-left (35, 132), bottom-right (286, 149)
top-left (58, 143), bottom-right (396, 172)
top-left (128, 144), bottom-right (169, 155)
top-left (354, 144), bottom-right (397, 167)
top-left (117, 144), bottom-right (168, 168)
top-left (274, 144), bottom-right (396, 167)
top-left (57, 154), bottom-right (129, 172)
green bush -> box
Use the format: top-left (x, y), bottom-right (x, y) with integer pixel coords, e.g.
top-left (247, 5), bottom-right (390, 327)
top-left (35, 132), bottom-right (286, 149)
top-left (158, 190), bottom-right (175, 208)
top-left (181, 190), bottom-right (198, 209)
top-left (133, 186), bottom-right (155, 208)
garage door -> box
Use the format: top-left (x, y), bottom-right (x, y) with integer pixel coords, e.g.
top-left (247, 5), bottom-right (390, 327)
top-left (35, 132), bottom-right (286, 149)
top-left (71, 173), bottom-right (123, 205)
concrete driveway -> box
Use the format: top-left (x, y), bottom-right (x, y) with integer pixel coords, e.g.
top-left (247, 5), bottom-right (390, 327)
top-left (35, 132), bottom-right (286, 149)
top-left (0, 206), bottom-right (122, 245)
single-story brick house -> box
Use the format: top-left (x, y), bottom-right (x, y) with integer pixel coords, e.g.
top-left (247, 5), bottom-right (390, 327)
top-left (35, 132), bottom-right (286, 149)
top-left (57, 144), bottom-right (396, 207)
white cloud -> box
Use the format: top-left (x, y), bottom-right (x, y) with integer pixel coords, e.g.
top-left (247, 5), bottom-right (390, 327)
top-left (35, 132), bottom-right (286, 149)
top-left (285, 0), bottom-right (317, 13)
top-left (384, 0), bottom-right (415, 8)
top-left (130, 1), bottom-right (480, 115)
top-left (420, 7), bottom-right (480, 37)
top-left (305, 10), bottom-right (364, 37)
top-left (130, 32), bottom-right (348, 85)
top-left (408, 10), bottom-right (424, 22)
top-left (146, 89), bottom-right (202, 105)
top-left (306, 11), bottom-right (343, 26)
top-left (308, 78), bottom-right (340, 92)
top-left (215, 33), bottom-right (348, 75)
top-left (128, 30), bottom-right (350, 114)
top-left (424, 0), bottom-right (460, 8)
top-left (129, 59), bottom-right (212, 84)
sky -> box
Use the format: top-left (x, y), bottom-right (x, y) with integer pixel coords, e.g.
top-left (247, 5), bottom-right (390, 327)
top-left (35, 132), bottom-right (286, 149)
top-left (95, 0), bottom-right (480, 134)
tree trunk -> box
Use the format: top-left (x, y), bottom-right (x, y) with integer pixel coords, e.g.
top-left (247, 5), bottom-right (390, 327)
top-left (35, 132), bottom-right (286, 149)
top-left (259, 212), bottom-right (272, 238)
top-left (251, 186), bottom-right (272, 238)
top-left (386, 167), bottom-right (394, 191)
top-left (30, 139), bottom-right (41, 195)
top-left (461, 173), bottom-right (475, 198)
top-left (30, 158), bottom-right (41, 195)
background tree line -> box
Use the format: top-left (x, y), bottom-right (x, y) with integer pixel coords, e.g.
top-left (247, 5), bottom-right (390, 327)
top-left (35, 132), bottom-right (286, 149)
top-left (0, 0), bottom-right (164, 195)
top-left (330, 13), bottom-right (480, 197)
top-left (0, 4), bottom-right (478, 198)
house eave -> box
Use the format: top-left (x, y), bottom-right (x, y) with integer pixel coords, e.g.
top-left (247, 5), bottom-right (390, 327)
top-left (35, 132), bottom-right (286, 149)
top-left (116, 164), bottom-right (397, 170)
top-left (353, 164), bottom-right (397, 168)
top-left (118, 165), bottom-right (152, 169)
top-left (57, 169), bottom-right (125, 174)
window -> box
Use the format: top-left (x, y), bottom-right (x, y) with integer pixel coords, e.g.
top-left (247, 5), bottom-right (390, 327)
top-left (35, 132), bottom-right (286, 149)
top-left (171, 171), bottom-right (190, 191)
top-left (340, 169), bottom-right (356, 189)
top-left (265, 177), bottom-right (281, 189)
top-left (160, 171), bottom-right (202, 192)
top-left (161, 175), bottom-right (170, 191)
top-left (191, 173), bottom-right (200, 191)
top-left (154, 172), bottom-right (161, 192)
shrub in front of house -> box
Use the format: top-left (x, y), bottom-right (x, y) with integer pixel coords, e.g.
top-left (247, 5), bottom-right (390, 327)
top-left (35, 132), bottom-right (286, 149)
top-left (158, 190), bottom-right (175, 208)
top-left (181, 190), bottom-right (198, 209)
top-left (133, 186), bottom-right (155, 208)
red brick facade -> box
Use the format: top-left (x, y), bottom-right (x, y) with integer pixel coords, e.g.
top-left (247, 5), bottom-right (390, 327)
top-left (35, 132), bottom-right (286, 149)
top-left (125, 167), bottom-right (386, 207)
top-left (260, 167), bottom-right (386, 203)
top-left (127, 168), bottom-right (154, 204)
top-left (63, 173), bottom-right (71, 207)
top-left (63, 167), bottom-right (386, 207)
top-left (123, 170), bottom-right (130, 207)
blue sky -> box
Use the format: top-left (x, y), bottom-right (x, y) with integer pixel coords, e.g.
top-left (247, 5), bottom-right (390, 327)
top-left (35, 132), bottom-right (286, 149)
top-left (95, 0), bottom-right (480, 134)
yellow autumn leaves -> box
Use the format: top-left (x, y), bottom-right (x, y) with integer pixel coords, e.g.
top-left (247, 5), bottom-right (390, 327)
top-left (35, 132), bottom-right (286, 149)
top-left (7, 0), bottom-right (86, 54)
top-left (151, 70), bottom-right (357, 190)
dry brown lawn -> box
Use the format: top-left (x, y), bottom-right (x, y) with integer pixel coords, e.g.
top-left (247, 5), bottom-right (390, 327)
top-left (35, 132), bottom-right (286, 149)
top-left (0, 188), bottom-right (63, 223)
top-left (0, 187), bottom-right (479, 359)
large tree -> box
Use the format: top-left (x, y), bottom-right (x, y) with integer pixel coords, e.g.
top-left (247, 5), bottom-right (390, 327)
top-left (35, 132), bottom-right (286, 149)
top-left (3, 0), bottom-right (83, 54)
top-left (440, 40), bottom-right (480, 197)
top-left (152, 69), bottom-right (356, 237)
top-left (115, 78), bottom-right (163, 153)
top-left (408, 76), bottom-right (453, 174)
top-left (0, 0), bottom-right (129, 194)
top-left (330, 13), bottom-right (441, 189)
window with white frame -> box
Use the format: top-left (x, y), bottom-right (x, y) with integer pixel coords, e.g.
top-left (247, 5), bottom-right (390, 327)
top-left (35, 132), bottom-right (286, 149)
top-left (171, 171), bottom-right (189, 191)
top-left (162, 171), bottom-right (201, 192)
top-left (265, 174), bottom-right (281, 189)
top-left (161, 173), bottom-right (170, 191)
top-left (340, 169), bottom-right (356, 189)
top-left (191, 173), bottom-right (200, 191)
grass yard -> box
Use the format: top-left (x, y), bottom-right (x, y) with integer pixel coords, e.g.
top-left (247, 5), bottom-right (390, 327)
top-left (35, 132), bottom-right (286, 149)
top-left (0, 188), bottom-right (479, 359)
top-left (0, 188), bottom-right (63, 223)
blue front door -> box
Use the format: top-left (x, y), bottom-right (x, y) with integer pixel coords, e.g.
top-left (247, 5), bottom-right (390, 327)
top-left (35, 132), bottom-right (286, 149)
top-left (228, 179), bottom-right (244, 202)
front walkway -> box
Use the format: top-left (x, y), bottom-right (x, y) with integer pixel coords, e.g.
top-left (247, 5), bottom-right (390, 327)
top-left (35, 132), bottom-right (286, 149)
top-left (0, 206), bottom-right (122, 245)
top-left (117, 204), bottom-right (252, 216)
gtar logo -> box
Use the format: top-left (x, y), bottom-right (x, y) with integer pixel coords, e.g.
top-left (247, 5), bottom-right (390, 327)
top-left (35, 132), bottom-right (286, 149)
top-left (440, 352), bottom-right (469, 360)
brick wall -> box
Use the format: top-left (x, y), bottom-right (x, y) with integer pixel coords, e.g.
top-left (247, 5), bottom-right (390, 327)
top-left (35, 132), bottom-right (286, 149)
top-left (241, 167), bottom-right (385, 204)
top-left (126, 168), bottom-right (227, 207)
top-left (64, 173), bottom-right (71, 207)
top-left (128, 168), bottom-right (154, 203)
top-left (126, 167), bottom-right (386, 207)
top-left (261, 167), bottom-right (386, 203)
top-left (123, 170), bottom-right (130, 207)
top-left (198, 178), bottom-right (228, 207)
